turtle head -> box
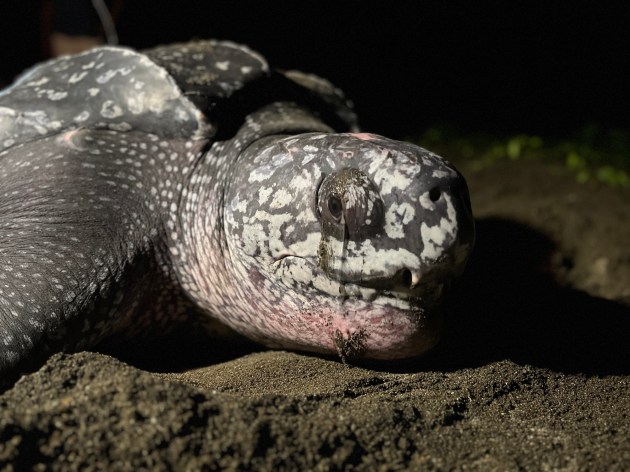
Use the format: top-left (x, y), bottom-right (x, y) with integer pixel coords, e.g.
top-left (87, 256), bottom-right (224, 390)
top-left (221, 132), bottom-right (474, 360)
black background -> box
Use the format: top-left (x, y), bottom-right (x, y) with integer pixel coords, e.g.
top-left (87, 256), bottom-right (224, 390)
top-left (1, 1), bottom-right (628, 139)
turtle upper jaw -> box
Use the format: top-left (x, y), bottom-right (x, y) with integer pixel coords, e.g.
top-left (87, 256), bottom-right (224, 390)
top-left (271, 254), bottom-right (445, 310)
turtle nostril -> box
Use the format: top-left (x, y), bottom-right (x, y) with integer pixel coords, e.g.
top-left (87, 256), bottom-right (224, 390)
top-left (429, 187), bottom-right (441, 202)
top-left (327, 195), bottom-right (343, 220)
top-left (400, 268), bottom-right (413, 288)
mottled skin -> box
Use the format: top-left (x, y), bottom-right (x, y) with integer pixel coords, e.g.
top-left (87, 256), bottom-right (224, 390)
top-left (0, 41), bottom-right (474, 376)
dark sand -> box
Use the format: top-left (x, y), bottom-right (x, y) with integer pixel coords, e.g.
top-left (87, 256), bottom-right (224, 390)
top-left (1, 159), bottom-right (629, 470)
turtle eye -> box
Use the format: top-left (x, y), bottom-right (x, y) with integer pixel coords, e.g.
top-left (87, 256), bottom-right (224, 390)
top-left (327, 195), bottom-right (343, 221)
top-left (317, 168), bottom-right (383, 236)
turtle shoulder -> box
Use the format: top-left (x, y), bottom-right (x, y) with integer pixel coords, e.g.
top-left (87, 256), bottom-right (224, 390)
top-left (0, 127), bottom-right (193, 378)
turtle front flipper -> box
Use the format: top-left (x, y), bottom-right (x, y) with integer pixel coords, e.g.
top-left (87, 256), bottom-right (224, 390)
top-left (0, 46), bottom-right (210, 152)
top-left (0, 128), bottom-right (194, 379)
top-left (142, 40), bottom-right (270, 115)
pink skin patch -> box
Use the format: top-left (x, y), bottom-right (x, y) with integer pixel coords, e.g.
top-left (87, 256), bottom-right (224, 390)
top-left (323, 305), bottom-right (440, 359)
top-left (348, 132), bottom-right (379, 141)
top-left (249, 296), bottom-right (441, 360)
top-left (58, 129), bottom-right (87, 151)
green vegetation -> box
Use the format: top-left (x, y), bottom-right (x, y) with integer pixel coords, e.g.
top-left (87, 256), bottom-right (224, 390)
top-left (412, 126), bottom-right (630, 188)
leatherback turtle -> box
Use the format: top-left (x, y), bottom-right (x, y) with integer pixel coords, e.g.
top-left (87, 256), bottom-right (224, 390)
top-left (0, 40), bottom-right (474, 376)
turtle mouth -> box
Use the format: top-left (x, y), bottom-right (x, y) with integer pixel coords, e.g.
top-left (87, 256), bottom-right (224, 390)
top-left (271, 255), bottom-right (443, 309)
top-left (267, 254), bottom-right (446, 361)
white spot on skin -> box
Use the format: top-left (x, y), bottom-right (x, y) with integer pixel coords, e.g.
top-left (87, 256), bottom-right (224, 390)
top-left (108, 122), bottom-right (132, 131)
top-left (384, 202), bottom-right (415, 239)
top-left (175, 107), bottom-right (190, 121)
top-left (270, 189), bottom-right (293, 209)
top-left (216, 61), bottom-right (230, 71)
top-left (240, 222), bottom-right (266, 257)
top-left (69, 71), bottom-right (88, 83)
top-left (73, 111), bottom-right (90, 122)
top-left (302, 154), bottom-right (317, 165)
top-left (258, 187), bottom-right (273, 205)
top-left (432, 169), bottom-right (450, 179)
top-left (347, 241), bottom-right (422, 280)
top-left (127, 93), bottom-right (145, 114)
top-left (47, 90), bottom-right (68, 101)
top-left (419, 191), bottom-right (436, 211)
top-left (100, 100), bottom-right (124, 118)
top-left (96, 67), bottom-right (133, 84)
top-left (289, 169), bottom-right (313, 192)
top-left (251, 210), bottom-right (293, 256)
top-left (420, 194), bottom-right (458, 260)
top-left (288, 232), bottom-right (320, 255)
top-left (26, 77), bottom-right (49, 87)
top-left (372, 163), bottom-right (413, 195)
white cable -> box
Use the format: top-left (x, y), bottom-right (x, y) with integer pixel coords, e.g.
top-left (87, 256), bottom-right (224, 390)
top-left (91, 0), bottom-right (119, 45)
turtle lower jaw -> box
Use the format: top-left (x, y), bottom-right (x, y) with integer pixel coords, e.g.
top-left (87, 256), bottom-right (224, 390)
top-left (249, 290), bottom-right (443, 361)
top-left (267, 255), bottom-right (445, 360)
top-left (329, 301), bottom-right (444, 361)
top-left (282, 299), bottom-right (444, 361)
